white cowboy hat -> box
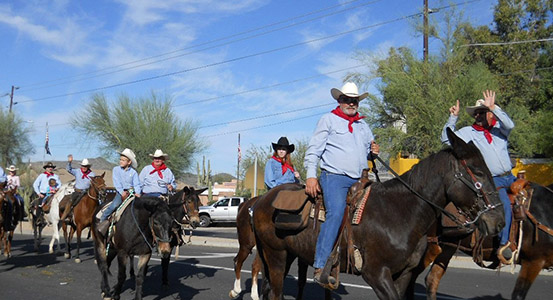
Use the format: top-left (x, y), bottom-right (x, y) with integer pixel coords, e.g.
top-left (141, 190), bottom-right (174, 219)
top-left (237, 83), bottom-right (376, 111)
top-left (118, 148), bottom-right (138, 169)
top-left (330, 82), bottom-right (368, 101)
top-left (80, 158), bottom-right (92, 167)
top-left (7, 165), bottom-right (18, 172)
top-left (465, 99), bottom-right (500, 117)
top-left (149, 149), bottom-right (168, 159)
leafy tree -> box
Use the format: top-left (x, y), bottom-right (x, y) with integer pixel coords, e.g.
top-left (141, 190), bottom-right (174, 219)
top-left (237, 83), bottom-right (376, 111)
top-left (71, 92), bottom-right (205, 178)
top-left (0, 109), bottom-right (34, 165)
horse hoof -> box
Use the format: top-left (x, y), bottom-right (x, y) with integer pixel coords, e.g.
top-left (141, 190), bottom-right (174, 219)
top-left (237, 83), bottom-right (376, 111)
top-left (74, 258), bottom-right (81, 264)
top-left (64, 253), bottom-right (70, 259)
top-left (229, 289), bottom-right (239, 299)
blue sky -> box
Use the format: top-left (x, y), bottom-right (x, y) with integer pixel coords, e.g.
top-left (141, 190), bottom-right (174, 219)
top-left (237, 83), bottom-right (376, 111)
top-left (0, 0), bottom-right (495, 175)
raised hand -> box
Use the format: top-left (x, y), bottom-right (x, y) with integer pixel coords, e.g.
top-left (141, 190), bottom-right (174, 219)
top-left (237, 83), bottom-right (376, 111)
top-left (449, 100), bottom-right (460, 116)
top-left (68, 154), bottom-right (73, 163)
top-left (483, 90), bottom-right (496, 110)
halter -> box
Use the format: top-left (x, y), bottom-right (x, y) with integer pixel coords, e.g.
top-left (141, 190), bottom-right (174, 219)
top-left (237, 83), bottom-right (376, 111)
top-left (86, 177), bottom-right (107, 202)
top-left (446, 159), bottom-right (501, 227)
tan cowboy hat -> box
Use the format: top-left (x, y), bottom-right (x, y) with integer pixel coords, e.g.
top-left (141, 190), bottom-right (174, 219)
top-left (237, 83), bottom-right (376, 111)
top-left (7, 165), bottom-right (18, 172)
top-left (118, 148), bottom-right (138, 169)
top-left (43, 162), bottom-right (56, 169)
top-left (466, 99), bottom-right (501, 117)
top-left (149, 149), bottom-right (168, 159)
top-left (80, 158), bottom-right (92, 167)
top-left (331, 82), bottom-right (368, 101)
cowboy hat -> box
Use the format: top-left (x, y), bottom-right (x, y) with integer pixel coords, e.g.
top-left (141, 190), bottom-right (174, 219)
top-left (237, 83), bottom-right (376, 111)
top-left (272, 137), bottom-right (295, 153)
top-left (7, 165), bottom-right (18, 172)
top-left (118, 148), bottom-right (138, 169)
top-left (465, 99), bottom-right (501, 117)
top-left (149, 149), bottom-right (168, 159)
top-left (80, 158), bottom-right (92, 167)
top-left (331, 82), bottom-right (368, 101)
top-left (43, 162), bottom-right (56, 169)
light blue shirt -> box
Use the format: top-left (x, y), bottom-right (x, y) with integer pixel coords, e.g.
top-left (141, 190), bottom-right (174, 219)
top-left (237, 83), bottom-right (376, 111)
top-left (112, 166), bottom-right (141, 195)
top-left (264, 157), bottom-right (298, 189)
top-left (67, 162), bottom-right (96, 190)
top-left (33, 172), bottom-right (61, 195)
top-left (441, 106), bottom-right (515, 177)
top-left (305, 112), bottom-right (375, 179)
top-left (0, 166), bottom-right (5, 183)
top-left (139, 164), bottom-right (177, 194)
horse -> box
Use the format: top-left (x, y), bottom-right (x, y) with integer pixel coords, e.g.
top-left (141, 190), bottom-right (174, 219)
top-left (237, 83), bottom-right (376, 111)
top-left (61, 173), bottom-right (107, 263)
top-left (92, 196), bottom-right (174, 300)
top-left (29, 182), bottom-right (75, 253)
top-left (423, 182), bottom-right (553, 300)
top-left (253, 128), bottom-right (506, 300)
top-left (229, 196), bottom-right (312, 300)
top-left (0, 189), bottom-right (24, 258)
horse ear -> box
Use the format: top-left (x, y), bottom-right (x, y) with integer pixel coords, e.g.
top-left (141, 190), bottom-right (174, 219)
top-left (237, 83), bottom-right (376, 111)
top-left (447, 127), bottom-right (470, 159)
top-left (101, 172), bottom-right (105, 178)
top-left (196, 187), bottom-right (208, 195)
top-left (182, 186), bottom-right (191, 195)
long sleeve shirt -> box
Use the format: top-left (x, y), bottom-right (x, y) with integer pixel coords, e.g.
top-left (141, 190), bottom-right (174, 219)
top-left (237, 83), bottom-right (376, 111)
top-left (304, 112), bottom-right (375, 179)
top-left (33, 173), bottom-right (61, 194)
top-left (441, 106), bottom-right (515, 177)
top-left (112, 166), bottom-right (142, 195)
top-left (7, 175), bottom-right (20, 190)
top-left (264, 158), bottom-right (298, 189)
top-left (66, 162), bottom-right (96, 190)
top-left (0, 167), bottom-right (6, 183)
top-left (139, 165), bottom-right (177, 194)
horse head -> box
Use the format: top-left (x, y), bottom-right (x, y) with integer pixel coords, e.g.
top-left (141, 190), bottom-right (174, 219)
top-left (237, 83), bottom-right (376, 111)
top-left (174, 186), bottom-right (206, 229)
top-left (445, 127), bottom-right (505, 236)
top-left (90, 173), bottom-right (107, 200)
top-left (142, 198), bottom-right (174, 258)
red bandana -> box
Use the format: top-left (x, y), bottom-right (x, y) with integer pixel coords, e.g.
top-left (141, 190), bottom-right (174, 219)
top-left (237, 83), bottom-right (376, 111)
top-left (44, 172), bottom-right (54, 178)
top-left (272, 156), bottom-right (294, 175)
top-left (331, 106), bottom-right (365, 133)
top-left (81, 168), bottom-right (91, 179)
top-left (472, 119), bottom-right (497, 144)
top-left (149, 163), bottom-right (167, 179)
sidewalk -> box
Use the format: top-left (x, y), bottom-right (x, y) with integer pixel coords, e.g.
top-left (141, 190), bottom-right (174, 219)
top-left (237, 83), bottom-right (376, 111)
top-left (16, 220), bottom-right (549, 275)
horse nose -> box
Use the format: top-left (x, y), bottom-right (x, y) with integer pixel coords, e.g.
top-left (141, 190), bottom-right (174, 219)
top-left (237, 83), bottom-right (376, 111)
top-left (158, 242), bottom-right (171, 258)
top-left (496, 220), bottom-right (505, 235)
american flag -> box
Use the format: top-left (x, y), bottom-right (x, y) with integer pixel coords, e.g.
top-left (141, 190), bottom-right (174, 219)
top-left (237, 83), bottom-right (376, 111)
top-left (45, 122), bottom-right (51, 155)
top-left (237, 133), bottom-right (241, 163)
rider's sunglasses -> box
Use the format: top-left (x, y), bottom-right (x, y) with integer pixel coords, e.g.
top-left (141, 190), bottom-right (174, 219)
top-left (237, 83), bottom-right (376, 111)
top-left (338, 96), bottom-right (359, 105)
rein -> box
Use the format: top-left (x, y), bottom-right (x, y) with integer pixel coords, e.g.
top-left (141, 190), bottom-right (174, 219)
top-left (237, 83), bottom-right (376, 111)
top-left (130, 199), bottom-right (155, 252)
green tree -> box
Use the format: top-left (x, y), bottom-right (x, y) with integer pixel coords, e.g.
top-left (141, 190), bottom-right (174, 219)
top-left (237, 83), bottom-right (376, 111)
top-left (0, 109), bottom-right (34, 165)
top-left (71, 92), bottom-right (205, 178)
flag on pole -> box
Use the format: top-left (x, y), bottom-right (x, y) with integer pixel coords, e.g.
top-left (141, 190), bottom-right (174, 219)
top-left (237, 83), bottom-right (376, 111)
top-left (45, 122), bottom-right (51, 155)
top-left (237, 133), bottom-right (241, 163)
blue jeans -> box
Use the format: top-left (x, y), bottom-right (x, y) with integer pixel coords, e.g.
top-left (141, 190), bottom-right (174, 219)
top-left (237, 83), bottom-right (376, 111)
top-left (314, 171), bottom-right (358, 269)
top-left (142, 192), bottom-right (162, 197)
top-left (101, 192), bottom-right (122, 221)
top-left (493, 173), bottom-right (517, 245)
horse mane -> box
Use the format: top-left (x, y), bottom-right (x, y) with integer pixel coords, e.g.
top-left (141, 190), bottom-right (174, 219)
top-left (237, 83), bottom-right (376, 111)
top-left (392, 148), bottom-right (454, 193)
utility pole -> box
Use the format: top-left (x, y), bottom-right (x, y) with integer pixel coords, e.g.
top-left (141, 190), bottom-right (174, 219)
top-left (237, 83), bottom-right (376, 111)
top-left (9, 85), bottom-right (19, 113)
top-left (423, 0), bottom-right (429, 62)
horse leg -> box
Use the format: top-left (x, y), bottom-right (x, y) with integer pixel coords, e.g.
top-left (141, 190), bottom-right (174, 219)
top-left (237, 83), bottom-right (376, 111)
top-left (6, 230), bottom-right (14, 258)
top-left (512, 259), bottom-right (545, 300)
top-left (129, 255), bottom-right (136, 282)
top-left (259, 248), bottom-right (288, 300)
top-left (33, 217), bottom-right (40, 252)
top-left (75, 226), bottom-right (84, 263)
top-left (161, 256), bottom-right (170, 287)
top-left (295, 258), bottom-right (308, 300)
top-left (49, 219), bottom-right (60, 254)
top-left (229, 244), bottom-right (254, 299)
top-left (94, 240), bottom-right (112, 299)
top-left (112, 253), bottom-right (128, 300)
top-left (62, 222), bottom-right (71, 259)
top-left (135, 253), bottom-right (152, 300)
top-left (425, 244), bottom-right (456, 300)
top-left (250, 252), bottom-right (263, 300)
top-left (362, 267), bottom-right (401, 300)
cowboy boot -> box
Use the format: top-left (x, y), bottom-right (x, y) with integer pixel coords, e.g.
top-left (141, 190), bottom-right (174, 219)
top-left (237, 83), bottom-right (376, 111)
top-left (96, 220), bottom-right (110, 237)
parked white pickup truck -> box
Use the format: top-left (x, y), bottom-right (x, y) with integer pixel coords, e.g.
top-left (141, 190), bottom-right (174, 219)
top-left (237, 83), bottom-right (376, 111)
top-left (198, 197), bottom-right (248, 227)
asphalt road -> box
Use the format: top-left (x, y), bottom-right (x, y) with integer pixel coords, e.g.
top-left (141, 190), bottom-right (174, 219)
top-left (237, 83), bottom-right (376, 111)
top-left (1, 232), bottom-right (552, 300)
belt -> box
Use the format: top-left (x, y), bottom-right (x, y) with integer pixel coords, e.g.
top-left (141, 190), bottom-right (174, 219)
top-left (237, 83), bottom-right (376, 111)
top-left (75, 188), bottom-right (83, 192)
top-left (495, 170), bottom-right (513, 178)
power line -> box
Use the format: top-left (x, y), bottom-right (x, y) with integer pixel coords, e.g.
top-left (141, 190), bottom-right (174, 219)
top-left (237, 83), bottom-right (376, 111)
top-left (19, 0), bottom-right (379, 91)
top-left (460, 37), bottom-right (553, 47)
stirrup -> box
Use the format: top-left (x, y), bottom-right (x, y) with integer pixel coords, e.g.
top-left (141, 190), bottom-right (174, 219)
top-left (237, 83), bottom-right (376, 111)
top-left (497, 242), bottom-right (514, 265)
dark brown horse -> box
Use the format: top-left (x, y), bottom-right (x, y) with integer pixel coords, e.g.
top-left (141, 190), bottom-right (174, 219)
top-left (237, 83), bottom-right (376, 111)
top-left (253, 129), bottom-right (506, 300)
top-left (229, 196), bottom-right (312, 300)
top-left (423, 182), bottom-right (553, 300)
top-left (0, 189), bottom-right (23, 258)
top-left (61, 173), bottom-right (106, 263)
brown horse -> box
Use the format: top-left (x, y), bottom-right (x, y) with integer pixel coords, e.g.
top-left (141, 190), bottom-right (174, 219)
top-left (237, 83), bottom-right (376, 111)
top-left (253, 129), bottom-right (506, 300)
top-left (423, 182), bottom-right (553, 300)
top-left (0, 189), bottom-right (23, 258)
top-left (230, 196), bottom-right (312, 300)
top-left (61, 173), bottom-right (106, 263)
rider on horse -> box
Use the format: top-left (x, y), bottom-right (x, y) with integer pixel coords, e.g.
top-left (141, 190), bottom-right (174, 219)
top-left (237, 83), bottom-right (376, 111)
top-left (61, 155), bottom-right (96, 220)
top-left (441, 90), bottom-right (516, 263)
top-left (97, 148), bottom-right (141, 235)
top-left (33, 162), bottom-right (61, 223)
top-left (139, 149), bottom-right (176, 198)
top-left (304, 82), bottom-right (379, 287)
top-left (264, 137), bottom-right (300, 190)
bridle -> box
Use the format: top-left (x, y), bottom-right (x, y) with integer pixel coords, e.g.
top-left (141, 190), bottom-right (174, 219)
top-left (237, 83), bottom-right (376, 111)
top-left (86, 177), bottom-right (107, 202)
top-left (446, 159), bottom-right (501, 227)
